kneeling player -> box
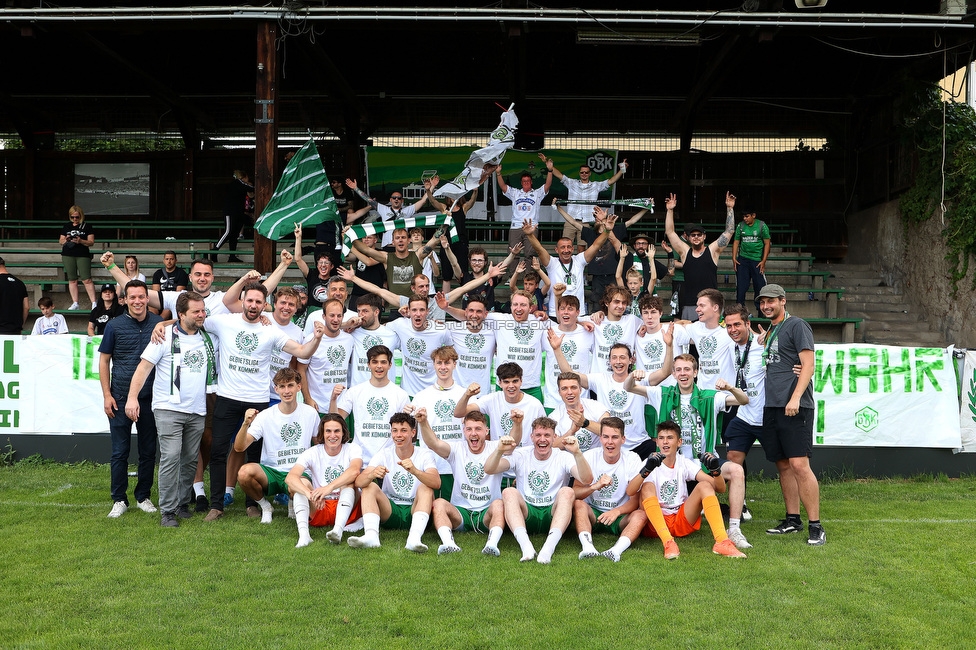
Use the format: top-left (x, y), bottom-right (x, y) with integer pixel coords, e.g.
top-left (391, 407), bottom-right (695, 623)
top-left (347, 413), bottom-right (440, 552)
top-left (285, 414), bottom-right (364, 548)
top-left (572, 417), bottom-right (647, 562)
top-left (419, 409), bottom-right (524, 557)
top-left (234, 369), bottom-right (321, 523)
top-left (630, 421), bottom-right (746, 559)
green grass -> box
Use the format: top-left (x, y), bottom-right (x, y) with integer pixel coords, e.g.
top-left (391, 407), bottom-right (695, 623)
top-left (2, 463), bottom-right (975, 649)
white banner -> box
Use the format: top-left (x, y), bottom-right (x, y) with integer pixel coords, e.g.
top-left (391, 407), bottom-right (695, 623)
top-left (0, 336), bottom-right (967, 447)
top-left (956, 350), bottom-right (976, 452)
top-left (813, 344), bottom-right (960, 448)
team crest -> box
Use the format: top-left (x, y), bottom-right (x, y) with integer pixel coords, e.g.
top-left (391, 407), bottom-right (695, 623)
top-left (608, 389), bottom-right (628, 410)
top-left (391, 469), bottom-right (415, 497)
top-left (575, 431), bottom-right (591, 451)
top-left (698, 336), bottom-right (718, 359)
top-left (645, 339), bottom-right (663, 359)
top-left (465, 333), bottom-right (485, 353)
top-left (323, 466), bottom-right (341, 483)
top-left (499, 412), bottom-right (514, 433)
top-left (527, 470), bottom-right (550, 496)
top-left (604, 323), bottom-right (623, 344)
top-left (560, 340), bottom-right (577, 359)
top-left (407, 338), bottom-right (427, 358)
top-left (491, 126), bottom-right (513, 142)
top-left (361, 334), bottom-right (383, 351)
top-left (327, 345), bottom-right (346, 366)
top-left (464, 461), bottom-right (485, 484)
top-left (183, 349), bottom-right (206, 371)
top-left (586, 152), bottom-right (614, 174)
top-left (598, 474), bottom-right (619, 498)
top-left (661, 478), bottom-right (679, 504)
top-left (235, 331), bottom-right (259, 354)
top-left (280, 422), bottom-right (302, 446)
top-left (434, 399), bottom-right (456, 420)
top-left (366, 396), bottom-right (389, 420)
top-left (514, 325), bottom-right (532, 345)
top-left (205, 307), bottom-right (212, 317)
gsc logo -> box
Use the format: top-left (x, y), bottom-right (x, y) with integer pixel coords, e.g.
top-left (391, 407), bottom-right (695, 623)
top-left (586, 152), bottom-right (615, 174)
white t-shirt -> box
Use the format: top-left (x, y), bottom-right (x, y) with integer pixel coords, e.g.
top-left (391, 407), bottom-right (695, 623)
top-left (348, 325), bottom-right (399, 386)
top-left (269, 319), bottom-right (302, 401)
top-left (541, 324), bottom-right (594, 410)
top-left (733, 337), bottom-right (766, 427)
top-left (582, 448), bottom-right (643, 512)
top-left (545, 252), bottom-right (589, 316)
top-left (550, 397), bottom-right (608, 453)
top-left (506, 447), bottom-right (580, 507)
top-left (685, 321), bottom-right (736, 390)
top-left (161, 289), bottom-right (229, 319)
top-left (411, 383), bottom-right (467, 474)
top-left (31, 314), bottom-right (68, 335)
top-left (293, 442), bottom-right (364, 496)
top-left (560, 177), bottom-right (611, 223)
top-left (488, 313), bottom-right (547, 390)
top-left (368, 445), bottom-right (438, 505)
top-left (206, 313), bottom-right (293, 402)
top-left (141, 324), bottom-right (218, 416)
top-left (503, 185), bottom-right (548, 228)
top-left (586, 373), bottom-right (649, 452)
top-left (376, 204), bottom-right (418, 247)
top-left (336, 381), bottom-right (410, 463)
top-left (635, 324), bottom-right (690, 388)
top-left (589, 314), bottom-right (641, 374)
top-left (387, 318), bottom-right (450, 396)
top-left (247, 403), bottom-right (320, 471)
top-left (445, 439), bottom-right (503, 511)
top-left (299, 330), bottom-right (354, 413)
top-left (446, 322), bottom-right (496, 392)
top-left (472, 390), bottom-right (546, 448)
top-left (641, 455), bottom-right (702, 515)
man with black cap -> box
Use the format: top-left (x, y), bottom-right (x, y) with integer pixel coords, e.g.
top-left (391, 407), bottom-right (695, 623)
top-left (0, 256), bottom-right (29, 335)
top-left (663, 192), bottom-right (736, 321)
top-left (757, 283), bottom-right (824, 546)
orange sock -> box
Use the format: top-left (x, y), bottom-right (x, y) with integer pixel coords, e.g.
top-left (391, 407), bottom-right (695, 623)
top-left (702, 494), bottom-right (728, 543)
top-left (642, 496), bottom-right (673, 544)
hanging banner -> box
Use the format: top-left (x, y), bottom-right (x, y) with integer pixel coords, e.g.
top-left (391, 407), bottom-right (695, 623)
top-left (956, 349), bottom-right (976, 452)
top-left (812, 344), bottom-right (960, 448)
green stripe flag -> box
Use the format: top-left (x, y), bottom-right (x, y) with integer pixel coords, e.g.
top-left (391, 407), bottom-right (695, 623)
top-left (556, 197), bottom-right (655, 211)
top-left (254, 138), bottom-right (338, 241)
top-left (342, 214), bottom-right (458, 256)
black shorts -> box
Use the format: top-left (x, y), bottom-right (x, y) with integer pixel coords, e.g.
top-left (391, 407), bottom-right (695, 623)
top-left (723, 417), bottom-right (765, 454)
top-left (762, 406), bottom-right (814, 463)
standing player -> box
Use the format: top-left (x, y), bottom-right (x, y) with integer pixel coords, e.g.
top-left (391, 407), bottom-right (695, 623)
top-left (298, 298), bottom-right (354, 414)
top-left (453, 362), bottom-right (546, 456)
top-left (495, 165), bottom-right (553, 259)
top-left (486, 291), bottom-right (548, 402)
top-left (346, 294), bottom-right (399, 386)
top-left (387, 295), bottom-right (450, 397)
top-left (684, 288), bottom-right (736, 389)
top-left (540, 293), bottom-right (594, 413)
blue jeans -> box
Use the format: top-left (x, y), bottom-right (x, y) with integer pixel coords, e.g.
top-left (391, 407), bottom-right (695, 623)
top-left (109, 392), bottom-right (158, 504)
top-left (735, 256), bottom-right (766, 312)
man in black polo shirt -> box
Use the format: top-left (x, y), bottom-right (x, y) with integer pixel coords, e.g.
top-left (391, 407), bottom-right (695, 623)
top-left (0, 256), bottom-right (29, 335)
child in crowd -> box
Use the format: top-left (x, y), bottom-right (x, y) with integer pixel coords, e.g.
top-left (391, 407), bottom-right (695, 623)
top-left (508, 258), bottom-right (550, 313)
top-left (32, 297), bottom-right (68, 335)
top-left (616, 242), bottom-right (656, 317)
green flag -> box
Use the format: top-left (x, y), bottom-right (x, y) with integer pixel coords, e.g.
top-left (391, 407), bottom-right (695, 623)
top-left (254, 138), bottom-right (338, 241)
top-left (342, 214), bottom-right (458, 257)
top-left (556, 197), bottom-right (655, 211)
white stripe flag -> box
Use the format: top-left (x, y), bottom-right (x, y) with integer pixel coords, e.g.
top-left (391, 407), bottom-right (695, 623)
top-left (433, 106), bottom-right (519, 199)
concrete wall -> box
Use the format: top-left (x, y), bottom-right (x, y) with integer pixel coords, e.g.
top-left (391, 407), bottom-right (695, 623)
top-left (847, 199), bottom-right (976, 348)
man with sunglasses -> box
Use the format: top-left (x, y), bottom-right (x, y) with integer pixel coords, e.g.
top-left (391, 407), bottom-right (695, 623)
top-left (345, 179), bottom-right (429, 248)
top-left (664, 192), bottom-right (736, 321)
top-left (542, 154), bottom-right (627, 253)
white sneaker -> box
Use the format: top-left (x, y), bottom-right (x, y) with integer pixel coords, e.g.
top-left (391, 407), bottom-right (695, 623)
top-left (107, 501), bottom-right (128, 518)
top-left (728, 528), bottom-right (753, 549)
top-left (742, 505), bottom-right (753, 521)
top-left (136, 499), bottom-right (158, 514)
top-left (91, 301), bottom-right (98, 310)
top-left (68, 302), bottom-right (80, 311)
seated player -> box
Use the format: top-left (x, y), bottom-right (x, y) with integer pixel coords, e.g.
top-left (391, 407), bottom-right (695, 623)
top-left (483, 417), bottom-right (593, 564)
top-left (285, 414), bottom-right (364, 548)
top-left (418, 409), bottom-right (523, 557)
top-left (628, 421), bottom-right (746, 559)
top-left (572, 417), bottom-right (647, 562)
top-left (233, 368), bottom-right (321, 523)
top-left (346, 412), bottom-right (440, 553)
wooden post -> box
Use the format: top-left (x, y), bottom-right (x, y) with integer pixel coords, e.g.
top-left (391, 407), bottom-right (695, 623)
top-left (253, 21), bottom-right (278, 273)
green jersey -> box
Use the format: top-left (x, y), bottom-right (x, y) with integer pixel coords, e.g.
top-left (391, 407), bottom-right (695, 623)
top-left (734, 220), bottom-right (770, 261)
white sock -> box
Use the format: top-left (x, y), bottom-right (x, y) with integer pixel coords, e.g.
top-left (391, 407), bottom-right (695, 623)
top-left (437, 526), bottom-right (454, 546)
top-left (293, 494), bottom-right (312, 547)
top-left (333, 487), bottom-right (355, 531)
top-left (193, 482), bottom-right (205, 498)
top-left (363, 512), bottom-right (381, 536)
top-left (729, 518), bottom-right (740, 532)
top-left (513, 527), bottom-right (536, 559)
top-left (578, 531), bottom-right (597, 553)
top-left (537, 529), bottom-right (563, 564)
top-left (258, 497), bottom-right (274, 523)
top-left (610, 537), bottom-right (631, 555)
top-left (225, 486), bottom-right (235, 496)
top-left (407, 512), bottom-right (430, 545)
top-left (487, 526), bottom-right (503, 548)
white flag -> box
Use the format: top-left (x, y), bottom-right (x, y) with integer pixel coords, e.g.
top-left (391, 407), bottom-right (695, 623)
top-left (434, 108), bottom-right (519, 198)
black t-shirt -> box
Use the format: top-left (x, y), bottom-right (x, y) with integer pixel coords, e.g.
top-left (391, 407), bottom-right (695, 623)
top-left (152, 267), bottom-right (190, 292)
top-left (349, 257), bottom-right (387, 298)
top-left (89, 302), bottom-right (126, 335)
top-left (305, 268), bottom-right (337, 308)
top-left (0, 273), bottom-right (28, 334)
top-left (61, 221), bottom-right (94, 258)
top-left (582, 222), bottom-right (628, 275)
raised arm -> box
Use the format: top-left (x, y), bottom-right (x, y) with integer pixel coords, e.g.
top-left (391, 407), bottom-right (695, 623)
top-left (336, 265), bottom-right (400, 307)
top-left (416, 407), bottom-right (451, 459)
top-left (625, 207), bottom-right (648, 228)
top-left (615, 244), bottom-right (628, 288)
top-left (282, 321), bottom-right (325, 360)
top-left (439, 235), bottom-right (463, 279)
top-left (294, 223), bottom-right (310, 276)
top-left (582, 209), bottom-right (616, 264)
top-left (711, 191), bottom-right (736, 258)
top-left (351, 236), bottom-right (388, 264)
top-left (232, 408), bottom-right (259, 453)
top-left (222, 270), bottom-right (263, 312)
top-left (494, 165), bottom-right (509, 194)
top-left (606, 158), bottom-right (628, 186)
top-left (444, 261), bottom-right (507, 304)
top-left (482, 435), bottom-right (516, 476)
top-left (564, 436), bottom-right (593, 484)
top-left (345, 178), bottom-right (378, 209)
top-left (553, 199), bottom-right (583, 233)
top-left (424, 176), bottom-right (448, 212)
top-left (462, 186), bottom-right (479, 211)
top-left (453, 382), bottom-right (482, 417)
top-left (662, 193), bottom-right (689, 259)
top-left (261, 249), bottom-right (294, 294)
top-left (522, 220), bottom-right (550, 266)
top-left (540, 153), bottom-right (564, 182)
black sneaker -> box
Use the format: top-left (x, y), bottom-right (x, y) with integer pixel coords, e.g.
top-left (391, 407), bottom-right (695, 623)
top-left (195, 495), bottom-right (209, 513)
top-left (807, 523), bottom-right (826, 546)
top-left (161, 512), bottom-right (179, 528)
top-left (698, 451), bottom-right (721, 473)
top-left (766, 518), bottom-right (803, 535)
top-left (176, 505), bottom-right (192, 520)
top-left (640, 452), bottom-right (665, 478)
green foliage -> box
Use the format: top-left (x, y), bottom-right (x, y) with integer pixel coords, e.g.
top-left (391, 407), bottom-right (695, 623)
top-left (0, 439), bottom-right (14, 466)
top-left (898, 82), bottom-right (976, 293)
top-left (57, 137), bottom-right (185, 152)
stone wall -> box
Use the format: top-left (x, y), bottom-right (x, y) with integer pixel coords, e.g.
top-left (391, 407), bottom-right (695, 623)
top-left (847, 199), bottom-right (976, 347)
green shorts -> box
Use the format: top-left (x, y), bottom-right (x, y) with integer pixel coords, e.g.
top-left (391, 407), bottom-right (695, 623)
top-left (435, 474), bottom-right (454, 501)
top-left (522, 386), bottom-right (544, 404)
top-left (62, 255), bottom-right (93, 282)
top-left (524, 503), bottom-right (554, 534)
top-left (259, 465), bottom-right (293, 497)
top-left (457, 506), bottom-right (490, 534)
top-left (501, 477), bottom-right (516, 490)
top-left (381, 502), bottom-right (414, 530)
top-left (591, 506), bottom-right (624, 536)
